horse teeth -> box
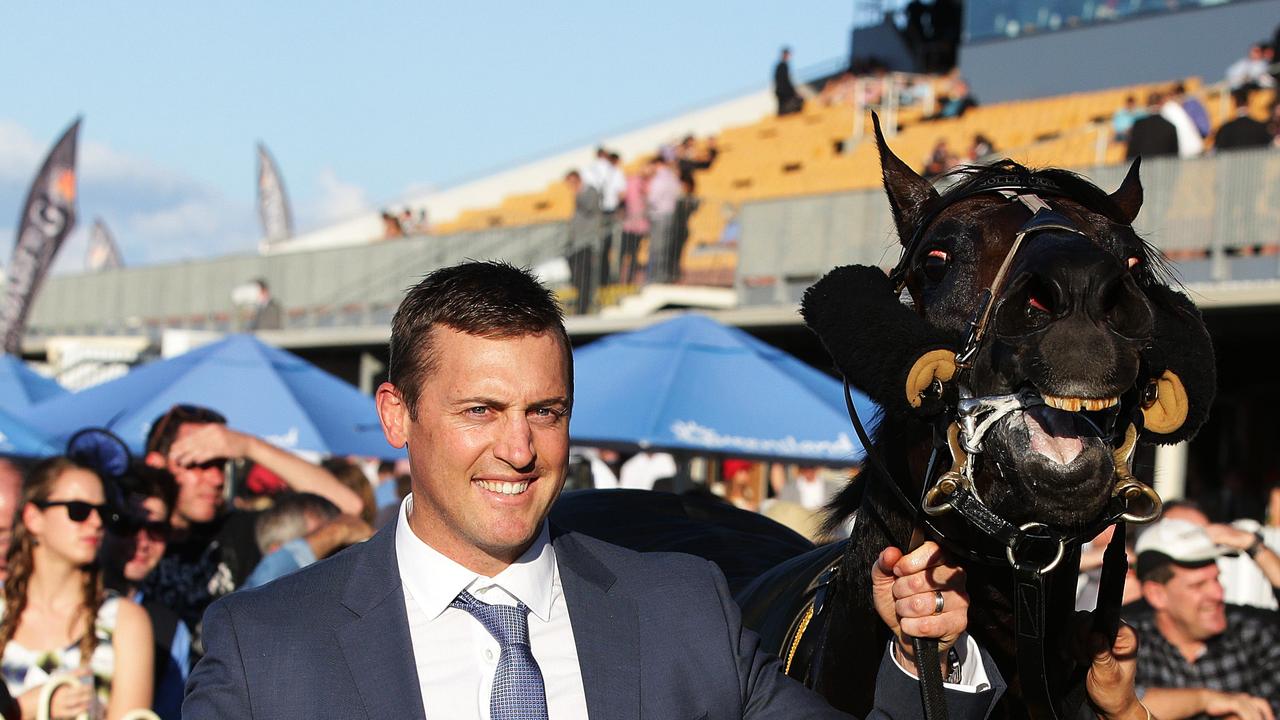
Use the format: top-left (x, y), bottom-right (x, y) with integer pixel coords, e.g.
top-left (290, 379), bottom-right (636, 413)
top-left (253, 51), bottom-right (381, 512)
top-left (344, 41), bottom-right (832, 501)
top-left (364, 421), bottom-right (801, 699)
top-left (1042, 395), bottom-right (1119, 412)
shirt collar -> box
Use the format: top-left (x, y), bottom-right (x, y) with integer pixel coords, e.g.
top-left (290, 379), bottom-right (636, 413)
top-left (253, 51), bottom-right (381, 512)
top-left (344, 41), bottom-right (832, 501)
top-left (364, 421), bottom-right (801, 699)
top-left (395, 494), bottom-right (557, 623)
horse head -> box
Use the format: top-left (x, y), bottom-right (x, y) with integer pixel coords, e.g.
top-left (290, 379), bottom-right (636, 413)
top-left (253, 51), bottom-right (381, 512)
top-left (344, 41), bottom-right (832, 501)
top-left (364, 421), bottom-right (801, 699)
top-left (797, 116), bottom-right (1217, 717)
top-left (805, 116), bottom-right (1215, 534)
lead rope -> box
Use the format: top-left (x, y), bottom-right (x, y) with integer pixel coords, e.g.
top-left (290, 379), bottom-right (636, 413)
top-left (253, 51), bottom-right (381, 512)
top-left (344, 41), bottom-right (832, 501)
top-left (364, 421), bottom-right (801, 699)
top-left (843, 381), bottom-right (950, 720)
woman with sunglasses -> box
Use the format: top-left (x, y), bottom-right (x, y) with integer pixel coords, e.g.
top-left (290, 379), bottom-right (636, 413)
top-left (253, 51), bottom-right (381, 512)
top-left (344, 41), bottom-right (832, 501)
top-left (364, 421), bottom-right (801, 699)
top-left (0, 457), bottom-right (153, 720)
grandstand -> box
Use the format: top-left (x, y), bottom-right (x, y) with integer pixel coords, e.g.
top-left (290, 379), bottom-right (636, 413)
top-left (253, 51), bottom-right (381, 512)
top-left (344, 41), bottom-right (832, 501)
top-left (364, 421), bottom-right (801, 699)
top-left (21, 0), bottom-right (1280, 513)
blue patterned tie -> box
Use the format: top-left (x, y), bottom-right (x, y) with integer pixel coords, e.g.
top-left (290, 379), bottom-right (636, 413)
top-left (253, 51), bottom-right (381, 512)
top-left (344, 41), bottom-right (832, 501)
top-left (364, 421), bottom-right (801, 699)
top-left (451, 590), bottom-right (550, 720)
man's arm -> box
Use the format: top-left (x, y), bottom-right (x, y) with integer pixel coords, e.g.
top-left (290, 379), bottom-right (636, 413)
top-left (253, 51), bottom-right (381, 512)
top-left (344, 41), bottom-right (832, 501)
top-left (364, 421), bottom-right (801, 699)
top-left (168, 424), bottom-right (362, 515)
top-left (184, 600), bottom-right (254, 719)
top-left (1142, 688), bottom-right (1274, 720)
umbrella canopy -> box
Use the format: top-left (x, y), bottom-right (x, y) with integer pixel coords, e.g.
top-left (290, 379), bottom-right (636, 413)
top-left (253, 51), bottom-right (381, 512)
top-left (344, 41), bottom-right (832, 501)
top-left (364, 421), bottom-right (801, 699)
top-left (570, 314), bottom-right (876, 465)
top-left (0, 406), bottom-right (56, 457)
top-left (28, 334), bottom-right (400, 459)
top-left (0, 355), bottom-right (66, 411)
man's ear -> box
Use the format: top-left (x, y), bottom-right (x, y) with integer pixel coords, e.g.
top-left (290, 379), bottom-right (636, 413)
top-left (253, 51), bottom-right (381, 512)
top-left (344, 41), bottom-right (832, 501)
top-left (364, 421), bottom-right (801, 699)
top-left (144, 451), bottom-right (167, 469)
top-left (1142, 580), bottom-right (1167, 611)
top-left (376, 382), bottom-right (410, 449)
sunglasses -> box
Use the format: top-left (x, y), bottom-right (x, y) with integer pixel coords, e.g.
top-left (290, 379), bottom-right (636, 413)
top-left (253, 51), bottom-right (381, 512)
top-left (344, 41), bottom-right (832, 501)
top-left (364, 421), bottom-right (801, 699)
top-left (146, 404), bottom-right (228, 455)
top-left (113, 515), bottom-right (171, 541)
top-left (34, 500), bottom-right (110, 524)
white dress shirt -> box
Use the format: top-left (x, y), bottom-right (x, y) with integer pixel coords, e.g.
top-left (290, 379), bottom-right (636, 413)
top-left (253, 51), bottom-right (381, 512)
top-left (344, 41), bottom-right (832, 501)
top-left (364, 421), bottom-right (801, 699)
top-left (395, 497), bottom-right (591, 720)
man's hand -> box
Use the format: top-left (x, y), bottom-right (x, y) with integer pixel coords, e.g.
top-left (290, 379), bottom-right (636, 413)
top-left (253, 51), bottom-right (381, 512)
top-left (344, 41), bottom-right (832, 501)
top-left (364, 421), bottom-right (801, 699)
top-left (871, 541), bottom-right (969, 676)
top-left (168, 424), bottom-right (252, 467)
top-left (1203, 690), bottom-right (1274, 720)
top-left (1074, 615), bottom-right (1145, 720)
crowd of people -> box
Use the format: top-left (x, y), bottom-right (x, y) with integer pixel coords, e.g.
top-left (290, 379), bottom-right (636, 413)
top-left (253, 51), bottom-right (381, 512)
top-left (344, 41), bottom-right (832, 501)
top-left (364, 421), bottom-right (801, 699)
top-left (562, 137), bottom-right (718, 314)
top-left (1120, 39), bottom-right (1280, 160)
top-left (0, 412), bottom-right (398, 719)
top-left (0, 260), bottom-right (1168, 719)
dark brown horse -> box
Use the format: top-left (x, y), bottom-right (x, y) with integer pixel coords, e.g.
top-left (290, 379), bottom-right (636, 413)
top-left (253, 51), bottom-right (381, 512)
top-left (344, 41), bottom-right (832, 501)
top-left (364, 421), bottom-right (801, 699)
top-left (735, 122), bottom-right (1216, 718)
top-left (553, 122), bottom-right (1216, 718)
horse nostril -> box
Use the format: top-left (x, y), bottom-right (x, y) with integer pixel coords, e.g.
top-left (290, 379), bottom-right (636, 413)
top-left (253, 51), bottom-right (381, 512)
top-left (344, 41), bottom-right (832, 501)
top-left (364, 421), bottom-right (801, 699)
top-left (1096, 272), bottom-right (1154, 339)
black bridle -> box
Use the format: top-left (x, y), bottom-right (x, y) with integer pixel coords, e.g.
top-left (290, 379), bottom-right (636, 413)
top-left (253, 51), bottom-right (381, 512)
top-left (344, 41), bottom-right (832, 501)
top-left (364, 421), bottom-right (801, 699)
top-left (843, 178), bottom-right (1162, 720)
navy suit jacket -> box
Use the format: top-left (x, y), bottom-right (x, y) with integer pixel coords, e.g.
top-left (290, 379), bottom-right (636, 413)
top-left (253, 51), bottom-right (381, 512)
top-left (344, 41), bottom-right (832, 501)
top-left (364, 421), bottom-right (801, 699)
top-left (185, 521), bottom-right (1003, 719)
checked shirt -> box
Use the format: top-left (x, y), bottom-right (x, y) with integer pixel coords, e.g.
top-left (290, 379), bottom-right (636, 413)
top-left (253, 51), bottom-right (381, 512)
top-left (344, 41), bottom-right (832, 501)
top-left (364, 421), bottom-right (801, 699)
top-left (1127, 604), bottom-right (1280, 718)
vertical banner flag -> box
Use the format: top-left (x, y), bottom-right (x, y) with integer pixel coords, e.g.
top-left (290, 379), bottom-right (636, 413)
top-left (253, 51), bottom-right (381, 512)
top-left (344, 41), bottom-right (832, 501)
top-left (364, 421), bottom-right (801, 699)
top-left (86, 218), bottom-right (123, 271)
top-left (0, 119), bottom-right (80, 355)
top-left (256, 143), bottom-right (294, 250)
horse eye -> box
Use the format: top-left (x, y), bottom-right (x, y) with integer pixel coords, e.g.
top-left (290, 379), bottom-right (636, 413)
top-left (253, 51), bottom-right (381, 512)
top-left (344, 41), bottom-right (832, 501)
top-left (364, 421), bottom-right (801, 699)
top-left (921, 249), bottom-right (950, 283)
top-left (1126, 256), bottom-right (1140, 270)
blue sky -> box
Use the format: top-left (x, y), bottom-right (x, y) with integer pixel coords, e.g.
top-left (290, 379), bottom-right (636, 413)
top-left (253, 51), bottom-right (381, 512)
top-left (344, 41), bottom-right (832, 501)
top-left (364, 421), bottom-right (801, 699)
top-left (0, 2), bottom-right (855, 271)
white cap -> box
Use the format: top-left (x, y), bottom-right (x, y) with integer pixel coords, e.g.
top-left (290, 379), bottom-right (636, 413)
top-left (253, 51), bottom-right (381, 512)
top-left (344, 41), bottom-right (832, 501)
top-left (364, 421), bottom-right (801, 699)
top-left (1135, 518), bottom-right (1236, 566)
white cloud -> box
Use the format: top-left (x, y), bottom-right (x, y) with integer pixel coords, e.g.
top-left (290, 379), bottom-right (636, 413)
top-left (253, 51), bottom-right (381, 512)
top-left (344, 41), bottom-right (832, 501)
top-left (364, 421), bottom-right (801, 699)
top-left (0, 119), bottom-right (258, 274)
top-left (309, 167), bottom-right (371, 227)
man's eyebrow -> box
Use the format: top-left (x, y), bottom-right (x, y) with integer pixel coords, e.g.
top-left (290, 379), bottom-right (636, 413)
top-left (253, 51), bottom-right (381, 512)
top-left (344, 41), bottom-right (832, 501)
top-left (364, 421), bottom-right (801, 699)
top-left (452, 395), bottom-right (569, 408)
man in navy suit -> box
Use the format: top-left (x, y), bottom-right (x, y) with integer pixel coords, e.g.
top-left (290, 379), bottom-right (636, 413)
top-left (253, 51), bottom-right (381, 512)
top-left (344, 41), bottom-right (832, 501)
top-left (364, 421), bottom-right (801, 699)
top-left (185, 261), bottom-right (1006, 719)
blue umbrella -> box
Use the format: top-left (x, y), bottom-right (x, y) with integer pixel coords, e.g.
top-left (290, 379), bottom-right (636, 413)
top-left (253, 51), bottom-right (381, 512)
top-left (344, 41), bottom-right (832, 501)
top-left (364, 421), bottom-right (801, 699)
top-left (0, 355), bottom-right (66, 411)
top-left (28, 334), bottom-right (400, 459)
top-left (571, 314), bottom-right (877, 465)
top-left (0, 406), bottom-right (56, 457)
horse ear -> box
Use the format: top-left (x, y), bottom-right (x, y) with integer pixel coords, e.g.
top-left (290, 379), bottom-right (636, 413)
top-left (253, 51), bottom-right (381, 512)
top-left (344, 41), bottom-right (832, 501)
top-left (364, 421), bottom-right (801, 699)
top-left (874, 112), bottom-right (939, 246)
top-left (1109, 158), bottom-right (1143, 224)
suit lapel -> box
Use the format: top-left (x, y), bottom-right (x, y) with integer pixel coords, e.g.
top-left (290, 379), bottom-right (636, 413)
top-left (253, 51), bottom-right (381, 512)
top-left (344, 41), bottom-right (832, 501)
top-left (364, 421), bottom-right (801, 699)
top-left (335, 522), bottom-right (427, 720)
top-left (554, 531), bottom-right (640, 720)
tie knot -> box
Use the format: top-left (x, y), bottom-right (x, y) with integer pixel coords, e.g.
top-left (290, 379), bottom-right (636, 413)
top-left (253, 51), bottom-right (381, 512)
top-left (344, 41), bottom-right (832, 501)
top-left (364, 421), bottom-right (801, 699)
top-left (451, 590), bottom-right (532, 648)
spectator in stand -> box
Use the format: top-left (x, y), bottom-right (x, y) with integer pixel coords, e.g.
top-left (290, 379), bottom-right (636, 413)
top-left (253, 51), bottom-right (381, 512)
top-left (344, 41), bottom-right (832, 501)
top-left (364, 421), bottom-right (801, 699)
top-left (1126, 518), bottom-right (1280, 719)
top-left (922, 138), bottom-right (958, 180)
top-left (1126, 92), bottom-right (1179, 160)
top-left (380, 211), bottom-right (404, 240)
top-left (819, 71), bottom-right (857, 107)
top-left (934, 78), bottom-right (978, 119)
top-left (243, 492), bottom-right (372, 589)
top-left (619, 164), bottom-right (650, 285)
top-left (671, 177), bottom-right (699, 284)
top-left (1215, 89), bottom-right (1275, 151)
top-left (138, 404), bottom-right (360, 645)
top-left (774, 47), bottom-right (803, 116)
top-left (598, 152), bottom-right (627, 288)
top-left (968, 133), bottom-right (996, 162)
top-left (0, 460), bottom-right (22, 583)
top-left (246, 278), bottom-right (282, 332)
top-left (676, 135), bottom-right (718, 193)
top-left (646, 155), bottom-right (681, 284)
top-left (101, 463), bottom-right (188, 720)
top-left (1226, 42), bottom-right (1276, 94)
top-left (1112, 95), bottom-right (1146, 143)
top-left (1174, 83), bottom-right (1211, 139)
top-left (1160, 90), bottom-right (1203, 158)
top-left (564, 170), bottom-right (603, 315)
top-left (321, 457), bottom-right (377, 527)
top-left (1161, 500), bottom-right (1280, 610)
top-left (0, 457), bottom-right (153, 720)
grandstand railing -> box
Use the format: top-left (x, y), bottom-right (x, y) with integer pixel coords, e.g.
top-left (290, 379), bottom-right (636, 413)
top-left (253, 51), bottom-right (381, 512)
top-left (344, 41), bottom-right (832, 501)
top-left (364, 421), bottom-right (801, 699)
top-left (735, 146), bottom-right (1280, 305)
top-left (23, 148), bottom-right (1280, 342)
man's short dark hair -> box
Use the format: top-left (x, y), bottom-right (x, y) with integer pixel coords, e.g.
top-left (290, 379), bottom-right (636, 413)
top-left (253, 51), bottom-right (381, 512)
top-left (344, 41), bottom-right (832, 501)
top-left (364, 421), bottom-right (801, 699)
top-left (1136, 551), bottom-right (1214, 584)
top-left (389, 261), bottom-right (573, 420)
top-left (145, 404), bottom-right (228, 458)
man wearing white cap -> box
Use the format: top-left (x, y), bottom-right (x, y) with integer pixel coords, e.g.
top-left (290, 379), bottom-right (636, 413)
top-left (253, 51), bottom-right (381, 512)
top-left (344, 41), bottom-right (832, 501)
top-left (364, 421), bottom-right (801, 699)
top-left (1127, 518), bottom-right (1280, 720)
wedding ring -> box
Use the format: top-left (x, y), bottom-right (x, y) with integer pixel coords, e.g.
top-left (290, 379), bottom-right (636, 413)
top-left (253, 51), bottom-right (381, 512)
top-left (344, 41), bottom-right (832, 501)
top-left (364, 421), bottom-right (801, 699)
top-left (932, 590), bottom-right (945, 616)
